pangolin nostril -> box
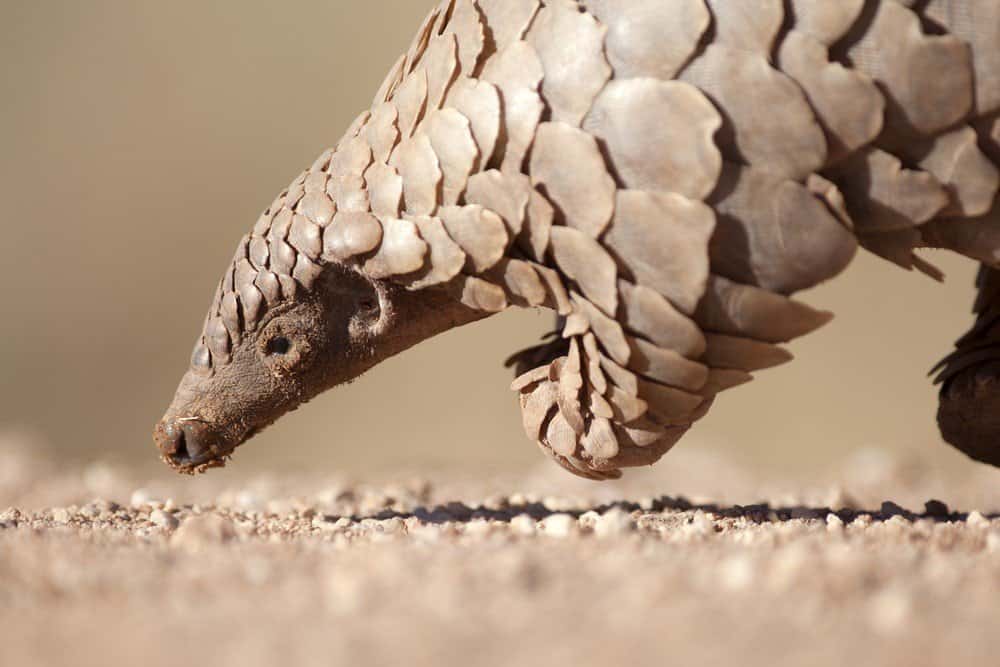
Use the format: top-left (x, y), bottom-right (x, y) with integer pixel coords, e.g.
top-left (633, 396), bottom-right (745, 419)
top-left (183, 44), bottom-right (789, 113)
top-left (172, 428), bottom-right (190, 461)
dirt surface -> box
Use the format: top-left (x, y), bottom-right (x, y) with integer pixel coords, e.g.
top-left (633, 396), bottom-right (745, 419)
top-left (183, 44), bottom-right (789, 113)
top-left (1, 439), bottom-right (998, 667)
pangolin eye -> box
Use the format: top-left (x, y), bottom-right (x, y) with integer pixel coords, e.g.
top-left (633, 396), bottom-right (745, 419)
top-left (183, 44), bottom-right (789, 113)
top-left (359, 297), bottom-right (378, 312)
top-left (265, 337), bottom-right (292, 356)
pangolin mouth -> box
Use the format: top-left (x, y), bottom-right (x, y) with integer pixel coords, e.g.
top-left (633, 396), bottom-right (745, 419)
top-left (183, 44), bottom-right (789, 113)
top-left (154, 417), bottom-right (250, 475)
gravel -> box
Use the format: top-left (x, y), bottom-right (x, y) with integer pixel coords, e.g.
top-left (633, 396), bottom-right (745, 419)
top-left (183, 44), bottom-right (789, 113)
top-left (0, 441), bottom-right (998, 667)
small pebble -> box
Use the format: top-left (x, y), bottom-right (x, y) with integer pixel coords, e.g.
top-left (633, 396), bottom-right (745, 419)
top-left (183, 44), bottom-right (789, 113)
top-left (150, 509), bottom-right (179, 530)
top-left (509, 514), bottom-right (536, 537)
top-left (594, 508), bottom-right (634, 539)
top-left (826, 513), bottom-right (844, 532)
top-left (540, 514), bottom-right (575, 538)
top-left (967, 511), bottom-right (990, 529)
top-left (51, 508), bottom-right (70, 524)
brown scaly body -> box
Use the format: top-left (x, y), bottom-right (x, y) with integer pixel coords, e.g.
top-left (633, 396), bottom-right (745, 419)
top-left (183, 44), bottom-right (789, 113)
top-left (155, 0), bottom-right (1000, 479)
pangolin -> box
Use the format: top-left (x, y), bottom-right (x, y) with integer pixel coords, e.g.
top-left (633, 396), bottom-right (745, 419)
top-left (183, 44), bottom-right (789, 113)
top-left (154, 0), bottom-right (1000, 480)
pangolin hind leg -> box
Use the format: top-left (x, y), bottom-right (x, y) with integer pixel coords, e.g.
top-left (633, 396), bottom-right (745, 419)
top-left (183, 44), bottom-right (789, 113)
top-left (936, 265), bottom-right (1000, 467)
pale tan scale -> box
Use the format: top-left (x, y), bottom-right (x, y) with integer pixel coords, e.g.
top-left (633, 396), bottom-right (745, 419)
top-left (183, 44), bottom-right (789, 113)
top-left (404, 5), bottom-right (441, 76)
top-left (828, 148), bottom-right (949, 233)
top-left (529, 122), bottom-right (616, 238)
top-left (322, 211), bottom-right (383, 263)
top-left (479, 42), bottom-right (545, 173)
top-left (584, 79), bottom-right (722, 202)
top-left (603, 190), bottom-right (715, 315)
top-left (775, 30), bottom-right (885, 163)
top-left (843, 1), bottom-right (973, 138)
top-left (680, 44), bottom-right (828, 181)
top-left (438, 205), bottom-right (508, 273)
top-left (248, 236), bottom-right (269, 270)
top-left (465, 170), bottom-right (530, 239)
top-left (525, 0), bottom-right (612, 127)
top-left (267, 208), bottom-right (293, 243)
top-left (277, 274), bottom-right (297, 302)
top-left (391, 132), bottom-right (442, 217)
top-left (599, 353), bottom-right (640, 397)
top-left (418, 34), bottom-right (459, 112)
top-left (556, 342), bottom-right (586, 435)
top-left (519, 381), bottom-right (558, 442)
top-left (267, 238), bottom-right (297, 277)
top-left (298, 191), bottom-right (336, 227)
top-left (582, 333), bottom-right (608, 395)
top-left (391, 69), bottom-right (429, 140)
top-left (637, 379), bottom-right (703, 426)
top-left (329, 135), bottom-right (373, 184)
top-left (703, 334), bottom-right (794, 373)
top-left (563, 313), bottom-right (590, 338)
top-left (627, 336), bottom-right (708, 393)
top-left (701, 368), bottom-right (753, 397)
top-left (550, 227), bottom-right (618, 317)
top-left (484, 258), bottom-right (547, 308)
top-left (303, 172), bottom-right (328, 194)
top-left (897, 127), bottom-right (1000, 219)
top-left (922, 0), bottom-right (1000, 115)
top-left (366, 102), bottom-right (400, 164)
top-left (292, 254), bottom-right (323, 289)
top-left (614, 418), bottom-right (671, 450)
top-left (205, 318), bottom-right (231, 363)
top-left (440, 0), bottom-right (484, 76)
top-left (709, 163), bottom-right (858, 294)
top-left (618, 280), bottom-right (706, 359)
top-left (287, 214), bottom-right (322, 261)
top-left (580, 0), bottom-right (709, 81)
top-left (519, 191), bottom-right (553, 263)
top-left (694, 275), bottom-right (834, 345)
top-left (588, 389), bottom-right (614, 420)
top-left (529, 263), bottom-right (572, 316)
top-left (570, 293), bottom-right (629, 367)
top-left (447, 274), bottom-right (508, 312)
top-left (581, 417), bottom-right (619, 460)
top-left (365, 163), bottom-right (404, 219)
top-left (444, 77), bottom-right (501, 172)
top-left (254, 271), bottom-right (281, 307)
top-left (423, 108), bottom-right (478, 206)
top-left (238, 284), bottom-right (264, 331)
top-left (476, 0), bottom-right (540, 55)
top-left (327, 175), bottom-right (370, 214)
top-left (373, 54), bottom-right (407, 107)
top-left (219, 292), bottom-right (242, 344)
top-left (545, 411), bottom-right (579, 458)
top-left (398, 215), bottom-right (466, 289)
top-left (511, 365), bottom-right (550, 392)
top-left (362, 217), bottom-right (428, 279)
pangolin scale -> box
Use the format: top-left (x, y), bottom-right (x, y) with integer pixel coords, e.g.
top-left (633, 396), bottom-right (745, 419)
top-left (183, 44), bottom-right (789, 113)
top-left (154, 0), bottom-right (1000, 480)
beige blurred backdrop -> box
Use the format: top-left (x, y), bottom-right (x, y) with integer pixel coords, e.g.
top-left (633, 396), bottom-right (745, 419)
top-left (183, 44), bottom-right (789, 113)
top-left (0, 1), bottom-right (986, 479)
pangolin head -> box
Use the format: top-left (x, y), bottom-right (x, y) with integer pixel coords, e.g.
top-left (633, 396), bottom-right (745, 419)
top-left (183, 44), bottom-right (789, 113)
top-left (152, 142), bottom-right (481, 473)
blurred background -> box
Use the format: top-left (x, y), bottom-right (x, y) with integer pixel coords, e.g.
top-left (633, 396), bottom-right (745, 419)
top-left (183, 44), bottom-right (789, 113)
top-left (0, 1), bottom-right (986, 481)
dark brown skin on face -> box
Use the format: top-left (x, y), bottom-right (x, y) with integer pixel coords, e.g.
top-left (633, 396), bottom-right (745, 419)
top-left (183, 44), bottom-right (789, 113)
top-left (154, 262), bottom-right (483, 473)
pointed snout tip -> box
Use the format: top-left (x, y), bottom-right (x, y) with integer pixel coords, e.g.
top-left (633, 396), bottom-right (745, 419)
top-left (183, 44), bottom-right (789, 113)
top-left (153, 416), bottom-right (232, 474)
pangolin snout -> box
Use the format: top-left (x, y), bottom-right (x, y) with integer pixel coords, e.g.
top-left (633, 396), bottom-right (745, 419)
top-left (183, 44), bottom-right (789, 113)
top-left (154, 417), bottom-right (231, 472)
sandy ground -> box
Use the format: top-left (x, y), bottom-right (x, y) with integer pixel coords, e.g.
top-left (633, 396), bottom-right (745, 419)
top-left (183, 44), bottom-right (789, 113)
top-left (1, 440), bottom-right (999, 667)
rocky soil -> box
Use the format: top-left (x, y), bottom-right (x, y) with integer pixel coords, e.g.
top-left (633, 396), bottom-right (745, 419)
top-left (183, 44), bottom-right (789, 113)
top-left (1, 439), bottom-right (998, 667)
